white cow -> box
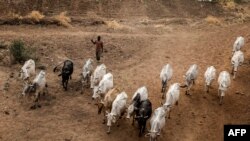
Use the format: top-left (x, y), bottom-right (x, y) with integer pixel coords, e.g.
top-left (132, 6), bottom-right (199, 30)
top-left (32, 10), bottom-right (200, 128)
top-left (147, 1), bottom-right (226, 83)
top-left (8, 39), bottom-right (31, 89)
top-left (81, 59), bottom-right (94, 93)
top-left (163, 83), bottom-right (180, 119)
top-left (232, 36), bottom-right (244, 55)
top-left (91, 64), bottom-right (107, 97)
top-left (92, 73), bottom-right (113, 100)
top-left (106, 92), bottom-right (128, 134)
top-left (91, 64), bottom-right (107, 88)
top-left (218, 71), bottom-right (231, 105)
top-left (126, 86), bottom-right (148, 123)
top-left (146, 107), bottom-right (166, 141)
top-left (19, 59), bottom-right (35, 82)
top-left (160, 64), bottom-right (173, 98)
top-left (22, 70), bottom-right (48, 108)
top-left (182, 64), bottom-right (198, 95)
top-left (231, 51), bottom-right (244, 79)
top-left (204, 66), bottom-right (216, 93)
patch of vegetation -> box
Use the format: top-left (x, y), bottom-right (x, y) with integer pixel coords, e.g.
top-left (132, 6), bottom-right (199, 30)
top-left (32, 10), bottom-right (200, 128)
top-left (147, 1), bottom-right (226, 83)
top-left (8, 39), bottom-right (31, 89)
top-left (54, 12), bottom-right (72, 28)
top-left (26, 11), bottom-right (45, 22)
top-left (104, 20), bottom-right (123, 30)
top-left (9, 40), bottom-right (37, 64)
top-left (205, 15), bottom-right (222, 25)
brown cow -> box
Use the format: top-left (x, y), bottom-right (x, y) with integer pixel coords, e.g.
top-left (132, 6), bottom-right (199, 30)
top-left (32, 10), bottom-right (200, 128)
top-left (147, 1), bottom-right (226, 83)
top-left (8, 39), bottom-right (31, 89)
top-left (96, 87), bottom-right (120, 123)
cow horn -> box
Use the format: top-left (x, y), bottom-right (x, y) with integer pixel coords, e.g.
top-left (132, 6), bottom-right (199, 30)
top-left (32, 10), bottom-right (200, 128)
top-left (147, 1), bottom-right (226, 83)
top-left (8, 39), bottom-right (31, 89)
top-left (145, 133), bottom-right (151, 137)
top-left (180, 84), bottom-right (187, 88)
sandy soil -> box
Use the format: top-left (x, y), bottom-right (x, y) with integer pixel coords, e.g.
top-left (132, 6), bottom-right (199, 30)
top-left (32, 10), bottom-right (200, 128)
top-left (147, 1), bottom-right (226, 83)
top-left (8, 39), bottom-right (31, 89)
top-left (0, 21), bottom-right (249, 141)
top-left (0, 1), bottom-right (250, 141)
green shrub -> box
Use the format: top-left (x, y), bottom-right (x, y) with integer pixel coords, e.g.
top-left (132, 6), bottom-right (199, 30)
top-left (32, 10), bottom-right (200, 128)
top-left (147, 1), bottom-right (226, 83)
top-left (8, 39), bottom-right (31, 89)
top-left (9, 40), bottom-right (37, 64)
top-left (10, 40), bottom-right (26, 63)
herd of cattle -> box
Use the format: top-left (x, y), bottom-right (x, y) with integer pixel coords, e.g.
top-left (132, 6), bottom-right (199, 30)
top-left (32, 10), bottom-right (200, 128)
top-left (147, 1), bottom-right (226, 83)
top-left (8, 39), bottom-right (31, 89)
top-left (18, 36), bottom-right (245, 141)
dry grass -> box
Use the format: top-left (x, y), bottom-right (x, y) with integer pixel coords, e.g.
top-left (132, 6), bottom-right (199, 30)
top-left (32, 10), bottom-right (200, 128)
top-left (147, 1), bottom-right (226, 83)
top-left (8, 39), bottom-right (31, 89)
top-left (205, 15), bottom-right (222, 25)
top-left (54, 12), bottom-right (72, 28)
top-left (222, 1), bottom-right (236, 9)
top-left (8, 13), bottom-right (23, 19)
top-left (216, 0), bottom-right (238, 10)
top-left (104, 20), bottom-right (123, 30)
top-left (26, 11), bottom-right (45, 22)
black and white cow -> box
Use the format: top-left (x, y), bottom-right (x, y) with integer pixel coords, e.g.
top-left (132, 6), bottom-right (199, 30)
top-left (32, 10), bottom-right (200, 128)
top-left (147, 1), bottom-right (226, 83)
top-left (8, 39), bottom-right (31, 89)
top-left (135, 99), bottom-right (152, 137)
top-left (126, 86), bottom-right (148, 125)
top-left (53, 60), bottom-right (73, 91)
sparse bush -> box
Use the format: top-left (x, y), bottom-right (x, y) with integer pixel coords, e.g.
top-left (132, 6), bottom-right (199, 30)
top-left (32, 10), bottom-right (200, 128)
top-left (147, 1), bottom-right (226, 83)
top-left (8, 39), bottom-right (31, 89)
top-left (105, 20), bottom-right (123, 29)
top-left (54, 12), bottom-right (72, 27)
top-left (26, 11), bottom-right (45, 22)
top-left (205, 15), bottom-right (222, 25)
top-left (9, 40), bottom-right (37, 64)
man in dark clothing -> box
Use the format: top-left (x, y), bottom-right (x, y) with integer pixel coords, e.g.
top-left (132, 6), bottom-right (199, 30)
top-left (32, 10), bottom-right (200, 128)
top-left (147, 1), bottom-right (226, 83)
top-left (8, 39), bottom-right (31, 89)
top-left (91, 36), bottom-right (103, 62)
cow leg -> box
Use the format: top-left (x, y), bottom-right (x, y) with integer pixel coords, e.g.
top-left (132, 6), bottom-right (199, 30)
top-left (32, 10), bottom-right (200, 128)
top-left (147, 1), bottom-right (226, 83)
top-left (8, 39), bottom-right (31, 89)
top-left (64, 80), bottom-right (68, 91)
top-left (168, 109), bottom-right (171, 119)
top-left (87, 75), bottom-right (91, 87)
top-left (81, 78), bottom-right (84, 94)
top-left (231, 67), bottom-right (234, 75)
top-left (220, 96), bottom-right (224, 105)
top-left (187, 82), bottom-right (193, 95)
top-left (175, 100), bottom-right (179, 106)
top-left (161, 81), bottom-right (167, 99)
top-left (107, 126), bottom-right (111, 134)
top-left (139, 124), bottom-right (143, 137)
top-left (22, 84), bottom-right (29, 96)
top-left (44, 84), bottom-right (48, 95)
top-left (161, 80), bottom-right (164, 93)
top-left (116, 118), bottom-right (120, 127)
top-left (102, 108), bottom-right (106, 124)
top-left (141, 121), bottom-right (146, 136)
top-left (233, 71), bottom-right (236, 80)
top-left (90, 75), bottom-right (94, 89)
top-left (31, 92), bottom-right (40, 109)
top-left (132, 113), bottom-right (135, 125)
top-left (218, 89), bottom-right (220, 98)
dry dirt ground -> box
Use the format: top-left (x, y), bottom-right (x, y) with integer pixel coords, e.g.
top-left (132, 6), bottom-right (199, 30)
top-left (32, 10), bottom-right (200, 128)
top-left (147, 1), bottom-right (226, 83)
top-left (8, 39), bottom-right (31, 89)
top-left (0, 2), bottom-right (250, 141)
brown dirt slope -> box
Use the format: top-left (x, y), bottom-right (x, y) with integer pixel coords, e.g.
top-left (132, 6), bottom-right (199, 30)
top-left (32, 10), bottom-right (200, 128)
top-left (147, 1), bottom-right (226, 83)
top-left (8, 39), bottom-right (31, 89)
top-left (0, 0), bottom-right (223, 18)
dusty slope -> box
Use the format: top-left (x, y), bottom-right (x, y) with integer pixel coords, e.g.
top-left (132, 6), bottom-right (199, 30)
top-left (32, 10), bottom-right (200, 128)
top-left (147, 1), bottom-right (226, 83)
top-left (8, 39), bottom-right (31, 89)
top-left (0, 0), bottom-right (223, 18)
top-left (0, 22), bottom-right (249, 141)
top-left (0, 1), bottom-right (250, 141)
